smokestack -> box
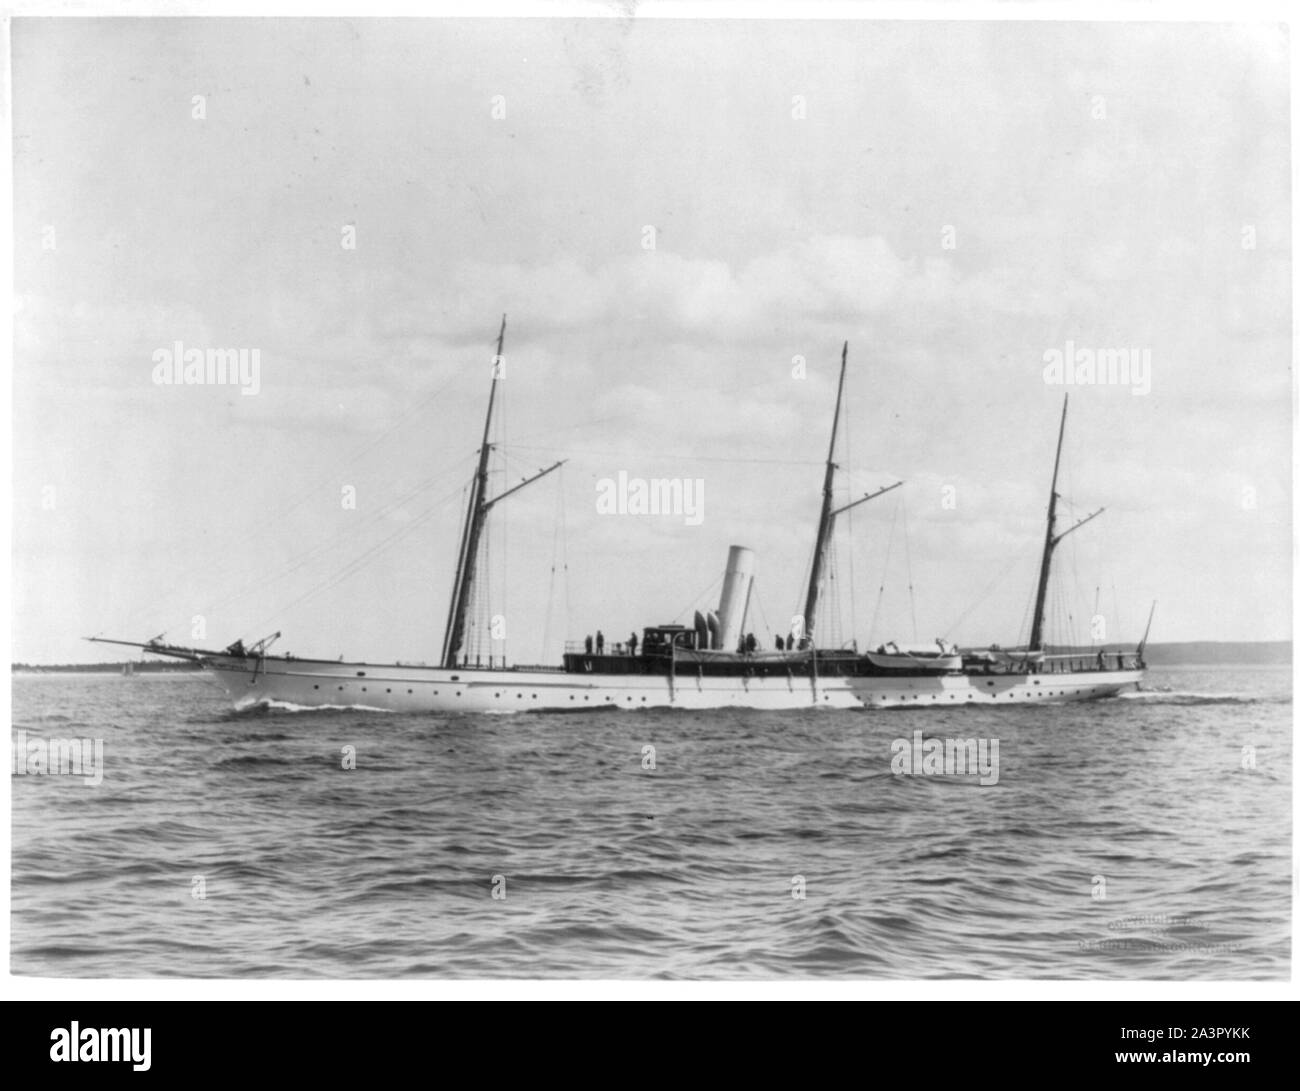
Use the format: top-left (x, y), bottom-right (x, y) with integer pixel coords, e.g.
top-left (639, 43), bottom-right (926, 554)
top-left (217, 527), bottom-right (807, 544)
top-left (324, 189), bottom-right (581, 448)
top-left (716, 546), bottom-right (756, 653)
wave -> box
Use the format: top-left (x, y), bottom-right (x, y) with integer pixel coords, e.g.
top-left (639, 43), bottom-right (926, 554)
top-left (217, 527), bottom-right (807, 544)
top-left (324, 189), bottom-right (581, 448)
top-left (230, 698), bottom-right (396, 715)
top-left (1118, 689), bottom-right (1284, 706)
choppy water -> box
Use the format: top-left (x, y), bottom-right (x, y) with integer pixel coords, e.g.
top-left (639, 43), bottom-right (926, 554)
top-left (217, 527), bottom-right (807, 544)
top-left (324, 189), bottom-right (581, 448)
top-left (10, 666), bottom-right (1291, 978)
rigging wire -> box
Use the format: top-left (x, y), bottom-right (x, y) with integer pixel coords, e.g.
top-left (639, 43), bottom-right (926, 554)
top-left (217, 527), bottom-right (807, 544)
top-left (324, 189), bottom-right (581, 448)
top-left (670, 573), bottom-right (725, 626)
top-left (509, 442), bottom-right (820, 468)
top-left (498, 369), bottom-right (508, 668)
top-left (749, 581), bottom-right (774, 647)
top-left (560, 466), bottom-right (571, 654)
top-left (867, 498), bottom-right (901, 645)
top-left (793, 540), bottom-right (815, 643)
top-left (478, 521), bottom-right (492, 666)
top-left (119, 354), bottom-right (487, 635)
top-left (901, 494), bottom-right (918, 643)
top-left (199, 456), bottom-right (476, 626)
top-left (842, 381), bottom-right (858, 648)
top-left (825, 538), bottom-right (841, 650)
top-left (540, 488), bottom-right (562, 663)
top-left (239, 486), bottom-right (460, 640)
top-left (1014, 566), bottom-right (1037, 651)
top-left (941, 549), bottom-right (1026, 645)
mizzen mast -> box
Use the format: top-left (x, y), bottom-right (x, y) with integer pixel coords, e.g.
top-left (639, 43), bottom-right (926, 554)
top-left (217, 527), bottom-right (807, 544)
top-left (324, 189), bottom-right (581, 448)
top-left (1028, 394), bottom-right (1103, 654)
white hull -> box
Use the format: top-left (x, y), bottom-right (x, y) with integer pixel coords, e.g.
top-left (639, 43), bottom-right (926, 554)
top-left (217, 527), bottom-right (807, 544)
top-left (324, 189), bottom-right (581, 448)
top-left (203, 654), bottom-right (1143, 712)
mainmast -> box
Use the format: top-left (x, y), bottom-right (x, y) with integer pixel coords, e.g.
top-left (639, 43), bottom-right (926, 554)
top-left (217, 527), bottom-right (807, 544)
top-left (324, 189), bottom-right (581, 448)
top-left (1028, 394), bottom-right (1102, 654)
top-left (440, 316), bottom-right (565, 669)
top-left (800, 343), bottom-right (901, 649)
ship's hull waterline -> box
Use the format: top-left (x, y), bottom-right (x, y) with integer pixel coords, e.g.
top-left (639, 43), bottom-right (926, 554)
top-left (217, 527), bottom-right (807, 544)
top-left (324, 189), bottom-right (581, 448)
top-left (201, 654), bottom-right (1143, 713)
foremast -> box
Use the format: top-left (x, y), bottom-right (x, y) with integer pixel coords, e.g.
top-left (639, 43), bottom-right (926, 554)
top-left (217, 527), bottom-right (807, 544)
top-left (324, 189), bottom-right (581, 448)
top-left (800, 343), bottom-right (901, 649)
top-left (440, 316), bottom-right (564, 668)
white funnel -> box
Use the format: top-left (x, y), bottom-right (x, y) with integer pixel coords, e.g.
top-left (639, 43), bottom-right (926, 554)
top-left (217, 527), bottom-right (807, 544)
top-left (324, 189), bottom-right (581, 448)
top-left (716, 546), bottom-right (756, 652)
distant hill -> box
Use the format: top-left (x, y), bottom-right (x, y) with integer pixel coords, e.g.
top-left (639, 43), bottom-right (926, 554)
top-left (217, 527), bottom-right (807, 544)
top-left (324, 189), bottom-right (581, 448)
top-left (1140, 641), bottom-right (1290, 666)
top-left (985, 641), bottom-right (1291, 665)
top-left (11, 660), bottom-right (203, 674)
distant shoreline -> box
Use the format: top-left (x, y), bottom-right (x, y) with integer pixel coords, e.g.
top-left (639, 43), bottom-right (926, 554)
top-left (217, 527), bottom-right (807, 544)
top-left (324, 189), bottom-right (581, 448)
top-left (11, 641), bottom-right (1291, 673)
top-left (1139, 641), bottom-right (1291, 667)
top-left (11, 662), bottom-right (204, 674)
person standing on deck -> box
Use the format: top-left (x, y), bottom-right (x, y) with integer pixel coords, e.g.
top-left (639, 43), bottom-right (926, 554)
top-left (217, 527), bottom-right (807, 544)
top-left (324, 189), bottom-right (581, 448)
top-left (628, 632), bottom-right (638, 656)
top-left (585, 634), bottom-right (593, 655)
top-left (596, 630), bottom-right (605, 654)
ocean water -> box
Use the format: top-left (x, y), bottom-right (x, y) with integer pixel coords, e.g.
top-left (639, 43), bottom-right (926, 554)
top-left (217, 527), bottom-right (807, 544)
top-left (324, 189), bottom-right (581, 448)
top-left (9, 665), bottom-right (1291, 979)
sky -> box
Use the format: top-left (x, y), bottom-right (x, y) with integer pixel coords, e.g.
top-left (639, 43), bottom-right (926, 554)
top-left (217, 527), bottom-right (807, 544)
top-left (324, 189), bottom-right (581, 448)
top-left (10, 16), bottom-right (1292, 665)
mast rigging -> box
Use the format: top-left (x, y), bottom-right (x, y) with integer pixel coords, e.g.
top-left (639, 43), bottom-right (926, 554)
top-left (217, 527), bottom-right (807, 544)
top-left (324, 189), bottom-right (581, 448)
top-left (441, 315), bottom-right (565, 667)
top-left (800, 343), bottom-right (902, 648)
